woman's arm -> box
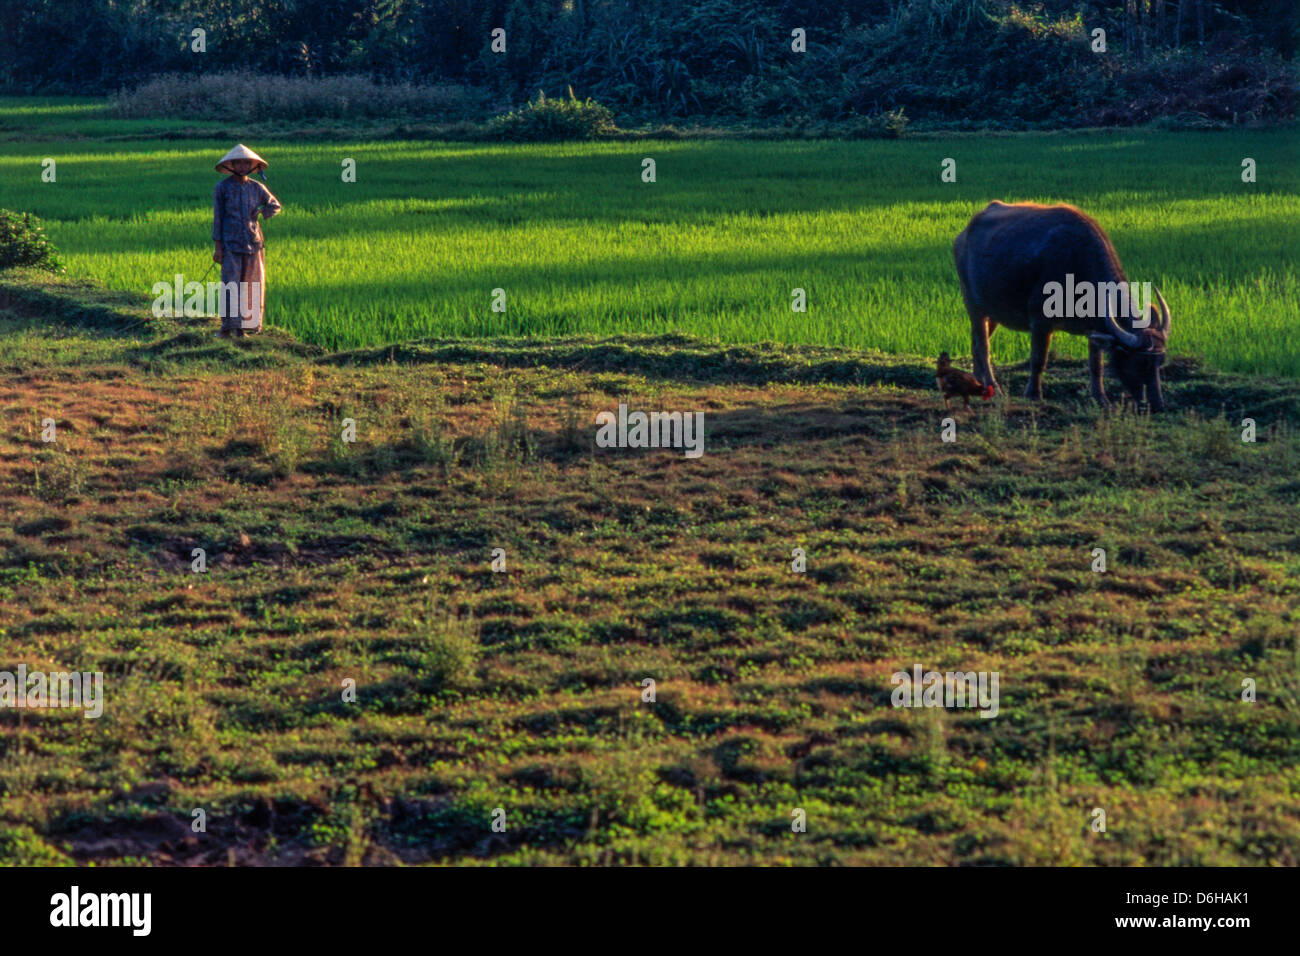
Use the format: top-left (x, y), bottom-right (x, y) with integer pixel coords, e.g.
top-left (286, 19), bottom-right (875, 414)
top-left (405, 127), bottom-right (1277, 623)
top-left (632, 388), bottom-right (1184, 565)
top-left (258, 184), bottom-right (282, 220)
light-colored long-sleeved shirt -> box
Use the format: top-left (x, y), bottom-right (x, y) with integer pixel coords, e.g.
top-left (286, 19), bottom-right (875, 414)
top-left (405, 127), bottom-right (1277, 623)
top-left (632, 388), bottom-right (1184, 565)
top-left (213, 177), bottom-right (281, 254)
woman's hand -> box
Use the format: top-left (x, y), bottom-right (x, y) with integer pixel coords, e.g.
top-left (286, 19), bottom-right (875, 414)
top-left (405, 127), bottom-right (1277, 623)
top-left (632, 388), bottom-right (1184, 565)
top-left (213, 242), bottom-right (223, 263)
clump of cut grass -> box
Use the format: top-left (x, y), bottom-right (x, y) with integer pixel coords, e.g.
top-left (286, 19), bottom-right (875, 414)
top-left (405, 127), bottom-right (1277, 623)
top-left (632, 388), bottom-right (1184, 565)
top-left (420, 614), bottom-right (480, 692)
top-left (393, 386), bottom-right (457, 469)
top-left (841, 108), bottom-right (910, 139)
top-left (486, 88), bottom-right (617, 142)
top-left (30, 445), bottom-right (87, 503)
top-left (481, 393), bottom-right (535, 470)
top-left (558, 393), bottom-right (590, 453)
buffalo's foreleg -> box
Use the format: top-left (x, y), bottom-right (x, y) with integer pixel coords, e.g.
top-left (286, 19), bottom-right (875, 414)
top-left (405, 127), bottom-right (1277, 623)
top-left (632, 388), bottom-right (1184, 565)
top-left (958, 277), bottom-right (998, 391)
top-left (1145, 370), bottom-right (1166, 413)
top-left (1088, 338), bottom-right (1110, 408)
top-left (1025, 327), bottom-right (1051, 400)
top-left (968, 313), bottom-right (998, 392)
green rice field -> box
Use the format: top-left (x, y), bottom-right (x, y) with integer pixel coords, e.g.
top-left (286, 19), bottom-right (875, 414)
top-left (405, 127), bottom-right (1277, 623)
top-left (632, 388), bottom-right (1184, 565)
top-left (2, 99), bottom-right (1298, 374)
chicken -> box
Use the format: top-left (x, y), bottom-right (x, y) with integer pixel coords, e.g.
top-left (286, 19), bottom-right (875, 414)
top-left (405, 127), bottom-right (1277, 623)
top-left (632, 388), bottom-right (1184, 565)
top-left (936, 352), bottom-right (995, 408)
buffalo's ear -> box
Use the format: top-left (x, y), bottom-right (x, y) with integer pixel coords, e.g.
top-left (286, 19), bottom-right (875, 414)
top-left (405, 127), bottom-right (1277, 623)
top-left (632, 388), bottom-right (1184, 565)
top-left (1088, 333), bottom-right (1116, 349)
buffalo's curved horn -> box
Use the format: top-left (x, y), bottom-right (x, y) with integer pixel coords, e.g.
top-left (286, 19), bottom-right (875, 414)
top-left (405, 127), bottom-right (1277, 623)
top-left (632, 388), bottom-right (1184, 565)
top-left (1100, 306), bottom-right (1143, 350)
top-left (1155, 286), bottom-right (1171, 337)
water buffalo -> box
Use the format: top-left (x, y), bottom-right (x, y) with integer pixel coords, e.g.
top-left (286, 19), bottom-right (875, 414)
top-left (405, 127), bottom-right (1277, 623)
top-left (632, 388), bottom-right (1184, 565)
top-left (953, 200), bottom-right (1172, 410)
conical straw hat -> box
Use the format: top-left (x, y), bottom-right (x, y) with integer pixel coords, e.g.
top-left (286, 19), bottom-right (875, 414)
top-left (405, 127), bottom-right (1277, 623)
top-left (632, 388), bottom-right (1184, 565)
top-left (215, 144), bottom-right (268, 174)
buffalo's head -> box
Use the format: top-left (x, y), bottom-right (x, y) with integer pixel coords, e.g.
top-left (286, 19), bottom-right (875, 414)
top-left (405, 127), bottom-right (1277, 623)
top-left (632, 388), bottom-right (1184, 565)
top-left (1090, 287), bottom-right (1172, 411)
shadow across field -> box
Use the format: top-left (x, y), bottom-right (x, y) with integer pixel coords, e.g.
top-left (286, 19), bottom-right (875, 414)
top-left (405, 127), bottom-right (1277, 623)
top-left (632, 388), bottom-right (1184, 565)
top-left (0, 272), bottom-right (156, 338)
top-left (319, 333), bottom-right (1300, 421)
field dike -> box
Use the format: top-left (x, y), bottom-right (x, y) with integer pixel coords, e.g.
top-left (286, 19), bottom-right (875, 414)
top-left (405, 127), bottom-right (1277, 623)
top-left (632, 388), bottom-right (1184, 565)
top-left (1, 272), bottom-right (1299, 865)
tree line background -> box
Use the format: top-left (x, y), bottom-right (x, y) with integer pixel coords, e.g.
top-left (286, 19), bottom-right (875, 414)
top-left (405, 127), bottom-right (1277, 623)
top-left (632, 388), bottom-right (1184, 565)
top-left (1, 0), bottom-right (1295, 126)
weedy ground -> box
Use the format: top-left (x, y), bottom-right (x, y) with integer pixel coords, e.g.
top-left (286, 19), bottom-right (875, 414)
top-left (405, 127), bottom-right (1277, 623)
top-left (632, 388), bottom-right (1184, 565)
top-left (1, 277), bottom-right (1298, 866)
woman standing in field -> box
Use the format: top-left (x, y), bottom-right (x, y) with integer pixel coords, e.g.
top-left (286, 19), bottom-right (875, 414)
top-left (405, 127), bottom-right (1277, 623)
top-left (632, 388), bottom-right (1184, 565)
top-left (212, 144), bottom-right (281, 338)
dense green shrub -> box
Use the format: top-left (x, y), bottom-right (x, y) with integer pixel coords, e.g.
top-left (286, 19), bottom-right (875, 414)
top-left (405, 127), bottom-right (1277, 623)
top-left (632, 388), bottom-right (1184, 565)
top-left (0, 210), bottom-right (62, 272)
top-left (486, 89), bottom-right (618, 141)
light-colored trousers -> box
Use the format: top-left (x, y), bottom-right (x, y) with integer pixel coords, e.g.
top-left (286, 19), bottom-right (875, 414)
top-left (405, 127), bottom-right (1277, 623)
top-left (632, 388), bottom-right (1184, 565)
top-left (219, 249), bottom-right (266, 332)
